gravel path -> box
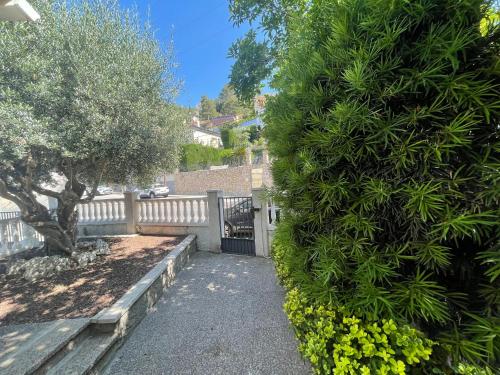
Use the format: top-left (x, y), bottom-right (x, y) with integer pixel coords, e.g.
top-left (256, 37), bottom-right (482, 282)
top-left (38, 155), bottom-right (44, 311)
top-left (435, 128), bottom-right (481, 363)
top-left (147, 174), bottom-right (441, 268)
top-left (106, 252), bottom-right (311, 375)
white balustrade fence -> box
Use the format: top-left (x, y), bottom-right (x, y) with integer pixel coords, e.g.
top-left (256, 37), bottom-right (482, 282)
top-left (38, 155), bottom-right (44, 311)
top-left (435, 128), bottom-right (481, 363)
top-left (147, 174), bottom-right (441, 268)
top-left (77, 199), bottom-right (127, 224)
top-left (136, 197), bottom-right (209, 226)
top-left (0, 212), bottom-right (21, 221)
top-left (0, 215), bottom-right (44, 257)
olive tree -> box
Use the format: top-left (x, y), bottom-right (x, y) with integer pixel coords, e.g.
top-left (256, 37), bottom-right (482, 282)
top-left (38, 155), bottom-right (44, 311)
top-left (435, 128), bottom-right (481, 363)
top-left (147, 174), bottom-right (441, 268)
top-left (0, 0), bottom-right (185, 255)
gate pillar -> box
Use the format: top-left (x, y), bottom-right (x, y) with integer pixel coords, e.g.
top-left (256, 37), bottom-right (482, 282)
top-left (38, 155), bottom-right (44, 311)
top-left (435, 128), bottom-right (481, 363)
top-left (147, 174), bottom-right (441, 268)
top-left (252, 188), bottom-right (269, 257)
top-left (207, 190), bottom-right (223, 253)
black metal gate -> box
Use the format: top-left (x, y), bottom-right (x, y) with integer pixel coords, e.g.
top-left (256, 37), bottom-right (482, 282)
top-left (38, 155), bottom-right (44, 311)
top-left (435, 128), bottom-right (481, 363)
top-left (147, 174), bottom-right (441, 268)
top-left (219, 196), bottom-right (256, 256)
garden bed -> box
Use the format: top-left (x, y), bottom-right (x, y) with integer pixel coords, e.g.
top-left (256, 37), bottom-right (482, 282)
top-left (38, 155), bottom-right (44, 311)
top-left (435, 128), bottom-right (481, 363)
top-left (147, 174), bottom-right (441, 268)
top-left (0, 235), bottom-right (183, 326)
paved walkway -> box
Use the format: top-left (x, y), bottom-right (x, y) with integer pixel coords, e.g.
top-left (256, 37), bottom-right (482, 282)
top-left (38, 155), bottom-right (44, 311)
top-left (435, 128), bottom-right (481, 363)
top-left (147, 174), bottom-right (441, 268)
top-left (106, 252), bottom-right (310, 375)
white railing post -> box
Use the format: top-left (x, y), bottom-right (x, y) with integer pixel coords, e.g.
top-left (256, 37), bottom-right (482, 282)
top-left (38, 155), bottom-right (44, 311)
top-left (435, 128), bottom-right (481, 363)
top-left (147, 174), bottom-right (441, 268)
top-left (207, 190), bottom-right (223, 253)
top-left (252, 188), bottom-right (269, 257)
top-left (124, 192), bottom-right (137, 234)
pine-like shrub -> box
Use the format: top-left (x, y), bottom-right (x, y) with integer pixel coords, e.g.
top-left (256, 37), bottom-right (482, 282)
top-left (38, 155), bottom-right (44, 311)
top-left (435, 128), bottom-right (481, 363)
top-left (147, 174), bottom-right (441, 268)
top-left (266, 0), bottom-right (499, 371)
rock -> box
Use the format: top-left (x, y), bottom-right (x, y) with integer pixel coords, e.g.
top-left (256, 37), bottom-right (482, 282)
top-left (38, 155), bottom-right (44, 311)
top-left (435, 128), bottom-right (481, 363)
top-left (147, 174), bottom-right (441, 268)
top-left (7, 238), bottom-right (111, 281)
top-left (8, 256), bottom-right (75, 281)
top-left (94, 239), bottom-right (110, 255)
top-left (75, 239), bottom-right (110, 255)
top-left (73, 251), bottom-right (97, 267)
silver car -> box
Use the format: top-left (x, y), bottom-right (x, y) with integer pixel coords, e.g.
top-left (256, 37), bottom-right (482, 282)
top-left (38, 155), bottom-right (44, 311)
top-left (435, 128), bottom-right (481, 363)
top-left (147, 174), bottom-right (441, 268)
top-left (139, 184), bottom-right (170, 199)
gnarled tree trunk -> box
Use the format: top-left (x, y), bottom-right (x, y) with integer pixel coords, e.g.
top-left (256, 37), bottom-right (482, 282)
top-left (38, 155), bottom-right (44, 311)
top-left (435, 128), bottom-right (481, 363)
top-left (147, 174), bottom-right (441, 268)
top-left (0, 162), bottom-right (98, 256)
top-left (21, 199), bottom-right (79, 256)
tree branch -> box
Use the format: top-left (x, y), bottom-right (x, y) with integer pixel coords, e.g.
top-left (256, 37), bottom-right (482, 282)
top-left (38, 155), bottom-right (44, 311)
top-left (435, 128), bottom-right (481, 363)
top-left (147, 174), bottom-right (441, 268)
top-left (32, 184), bottom-right (61, 199)
top-left (79, 182), bottom-right (99, 203)
top-left (79, 163), bottom-right (106, 203)
top-left (0, 178), bottom-right (29, 211)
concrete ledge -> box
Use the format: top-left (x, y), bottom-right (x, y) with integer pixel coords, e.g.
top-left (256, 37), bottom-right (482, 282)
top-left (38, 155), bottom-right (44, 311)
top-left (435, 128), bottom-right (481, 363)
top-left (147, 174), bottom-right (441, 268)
top-left (91, 234), bottom-right (197, 332)
top-left (137, 225), bottom-right (210, 252)
top-left (137, 223), bottom-right (209, 228)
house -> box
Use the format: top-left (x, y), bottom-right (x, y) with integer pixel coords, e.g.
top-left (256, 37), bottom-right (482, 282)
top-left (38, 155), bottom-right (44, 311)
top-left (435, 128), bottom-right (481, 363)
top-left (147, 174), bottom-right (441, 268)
top-left (199, 115), bottom-right (241, 128)
top-left (191, 126), bottom-right (222, 148)
top-left (254, 95), bottom-right (267, 116)
top-left (0, 0), bottom-right (40, 21)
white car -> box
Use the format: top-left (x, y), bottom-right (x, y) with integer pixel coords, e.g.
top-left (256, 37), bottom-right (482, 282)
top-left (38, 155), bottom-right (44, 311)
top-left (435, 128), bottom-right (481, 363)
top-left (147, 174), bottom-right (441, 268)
top-left (97, 186), bottom-right (113, 195)
top-left (139, 184), bottom-right (169, 199)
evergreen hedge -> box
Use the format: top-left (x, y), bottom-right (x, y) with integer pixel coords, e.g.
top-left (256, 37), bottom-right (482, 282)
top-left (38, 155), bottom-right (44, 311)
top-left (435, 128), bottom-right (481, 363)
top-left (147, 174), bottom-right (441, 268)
top-left (180, 144), bottom-right (245, 171)
top-left (266, 0), bottom-right (499, 371)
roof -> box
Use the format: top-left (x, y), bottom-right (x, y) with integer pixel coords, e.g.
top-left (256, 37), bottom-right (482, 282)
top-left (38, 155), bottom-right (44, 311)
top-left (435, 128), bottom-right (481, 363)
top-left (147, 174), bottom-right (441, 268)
top-left (238, 117), bottom-right (264, 128)
top-left (191, 126), bottom-right (221, 137)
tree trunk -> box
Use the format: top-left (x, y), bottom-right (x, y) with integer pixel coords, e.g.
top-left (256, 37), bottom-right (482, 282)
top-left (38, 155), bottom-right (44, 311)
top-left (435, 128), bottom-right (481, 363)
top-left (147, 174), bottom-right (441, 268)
top-left (19, 187), bottom-right (83, 256)
top-left (23, 217), bottom-right (76, 255)
top-left (22, 207), bottom-right (77, 256)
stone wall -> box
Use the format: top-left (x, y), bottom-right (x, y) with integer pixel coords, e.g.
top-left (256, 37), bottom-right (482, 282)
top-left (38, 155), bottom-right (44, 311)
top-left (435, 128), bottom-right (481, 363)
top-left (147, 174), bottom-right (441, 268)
top-left (136, 225), bottom-right (209, 251)
top-left (262, 164), bottom-right (274, 187)
top-left (174, 165), bottom-right (253, 196)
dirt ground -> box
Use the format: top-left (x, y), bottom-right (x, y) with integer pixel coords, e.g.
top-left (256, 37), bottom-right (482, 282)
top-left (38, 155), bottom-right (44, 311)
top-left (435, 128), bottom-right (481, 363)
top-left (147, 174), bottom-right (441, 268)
top-left (0, 235), bottom-right (183, 326)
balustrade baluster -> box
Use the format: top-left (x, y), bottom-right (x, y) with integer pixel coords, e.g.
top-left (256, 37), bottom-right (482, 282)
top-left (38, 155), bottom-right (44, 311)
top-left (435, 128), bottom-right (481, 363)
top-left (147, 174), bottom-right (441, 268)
top-left (94, 202), bottom-right (100, 223)
top-left (159, 200), bottom-right (165, 223)
top-left (173, 201), bottom-right (178, 223)
top-left (154, 200), bottom-right (159, 222)
top-left (165, 201), bottom-right (171, 223)
top-left (193, 200), bottom-right (199, 224)
top-left (180, 201), bottom-right (186, 224)
top-left (120, 201), bottom-right (126, 221)
top-left (137, 202), bottom-right (143, 223)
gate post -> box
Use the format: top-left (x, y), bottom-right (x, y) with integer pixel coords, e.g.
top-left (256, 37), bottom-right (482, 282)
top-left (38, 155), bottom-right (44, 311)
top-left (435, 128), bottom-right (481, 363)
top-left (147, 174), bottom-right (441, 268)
top-left (207, 190), bottom-right (223, 253)
top-left (124, 192), bottom-right (137, 234)
top-left (252, 188), bottom-right (269, 257)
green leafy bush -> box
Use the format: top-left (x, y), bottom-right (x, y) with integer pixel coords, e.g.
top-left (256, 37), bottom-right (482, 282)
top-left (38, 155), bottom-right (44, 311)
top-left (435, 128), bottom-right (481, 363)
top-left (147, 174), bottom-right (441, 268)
top-left (180, 144), bottom-right (244, 171)
top-left (266, 0), bottom-right (499, 371)
top-left (284, 288), bottom-right (434, 375)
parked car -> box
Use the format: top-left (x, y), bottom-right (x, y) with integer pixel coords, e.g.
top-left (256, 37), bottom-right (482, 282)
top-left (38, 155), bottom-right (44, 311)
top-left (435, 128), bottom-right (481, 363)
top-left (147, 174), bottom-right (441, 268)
top-left (96, 186), bottom-right (113, 195)
top-left (223, 198), bottom-right (280, 238)
top-left (223, 198), bottom-right (253, 238)
top-left (139, 184), bottom-right (170, 199)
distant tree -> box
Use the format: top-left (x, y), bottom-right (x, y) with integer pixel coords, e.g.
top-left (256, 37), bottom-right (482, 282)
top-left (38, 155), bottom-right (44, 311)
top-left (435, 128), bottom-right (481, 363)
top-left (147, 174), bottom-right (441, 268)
top-left (220, 127), bottom-right (238, 149)
top-left (228, 1), bottom-right (308, 101)
top-left (228, 31), bottom-right (273, 102)
top-left (220, 125), bottom-right (251, 149)
top-left (248, 125), bottom-right (262, 143)
top-left (216, 84), bottom-right (253, 117)
top-left (0, 0), bottom-right (184, 255)
top-left (199, 95), bottom-right (219, 120)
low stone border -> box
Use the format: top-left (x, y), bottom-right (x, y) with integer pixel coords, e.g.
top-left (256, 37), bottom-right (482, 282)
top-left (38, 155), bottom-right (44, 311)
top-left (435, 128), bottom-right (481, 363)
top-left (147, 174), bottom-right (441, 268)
top-left (91, 234), bottom-right (197, 335)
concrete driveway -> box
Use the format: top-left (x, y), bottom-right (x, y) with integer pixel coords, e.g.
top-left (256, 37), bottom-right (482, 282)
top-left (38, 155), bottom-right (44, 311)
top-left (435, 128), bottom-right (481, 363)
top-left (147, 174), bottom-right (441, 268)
top-left (105, 252), bottom-right (310, 375)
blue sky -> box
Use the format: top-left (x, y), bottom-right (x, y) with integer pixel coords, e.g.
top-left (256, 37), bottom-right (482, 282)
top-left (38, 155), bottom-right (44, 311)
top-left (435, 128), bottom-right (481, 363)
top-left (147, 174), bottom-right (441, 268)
top-left (119, 0), bottom-right (251, 108)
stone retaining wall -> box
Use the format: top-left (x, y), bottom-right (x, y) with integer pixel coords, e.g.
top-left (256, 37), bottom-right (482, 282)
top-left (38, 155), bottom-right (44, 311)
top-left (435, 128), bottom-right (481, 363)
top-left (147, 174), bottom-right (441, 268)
top-left (174, 165), bottom-right (253, 196)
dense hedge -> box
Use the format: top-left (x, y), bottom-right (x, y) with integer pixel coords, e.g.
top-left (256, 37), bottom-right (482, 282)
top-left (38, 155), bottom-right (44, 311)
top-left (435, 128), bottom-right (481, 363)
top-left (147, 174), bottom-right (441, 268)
top-left (180, 144), bottom-right (245, 171)
top-left (266, 0), bottom-right (499, 372)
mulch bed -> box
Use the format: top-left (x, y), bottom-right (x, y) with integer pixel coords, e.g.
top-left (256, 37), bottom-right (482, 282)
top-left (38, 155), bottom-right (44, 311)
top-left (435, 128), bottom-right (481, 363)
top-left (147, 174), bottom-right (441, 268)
top-left (0, 235), bottom-right (183, 326)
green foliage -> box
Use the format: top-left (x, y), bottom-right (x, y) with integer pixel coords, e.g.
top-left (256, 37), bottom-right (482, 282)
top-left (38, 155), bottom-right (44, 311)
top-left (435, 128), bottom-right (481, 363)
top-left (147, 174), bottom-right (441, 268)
top-left (180, 144), bottom-right (243, 171)
top-left (228, 30), bottom-right (273, 102)
top-left (199, 95), bottom-right (219, 120)
top-left (267, 0), bottom-right (500, 371)
top-left (284, 288), bottom-right (434, 375)
top-left (220, 126), bottom-right (250, 149)
top-left (248, 125), bottom-right (263, 144)
top-left (216, 84), bottom-right (253, 117)
top-left (228, 0), bottom-right (308, 100)
top-left (0, 0), bottom-right (184, 252)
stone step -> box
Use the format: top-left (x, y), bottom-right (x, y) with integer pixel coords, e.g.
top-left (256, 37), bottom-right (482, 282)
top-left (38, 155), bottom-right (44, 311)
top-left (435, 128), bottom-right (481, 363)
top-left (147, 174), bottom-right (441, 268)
top-left (46, 332), bottom-right (118, 375)
top-left (0, 318), bottom-right (90, 375)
